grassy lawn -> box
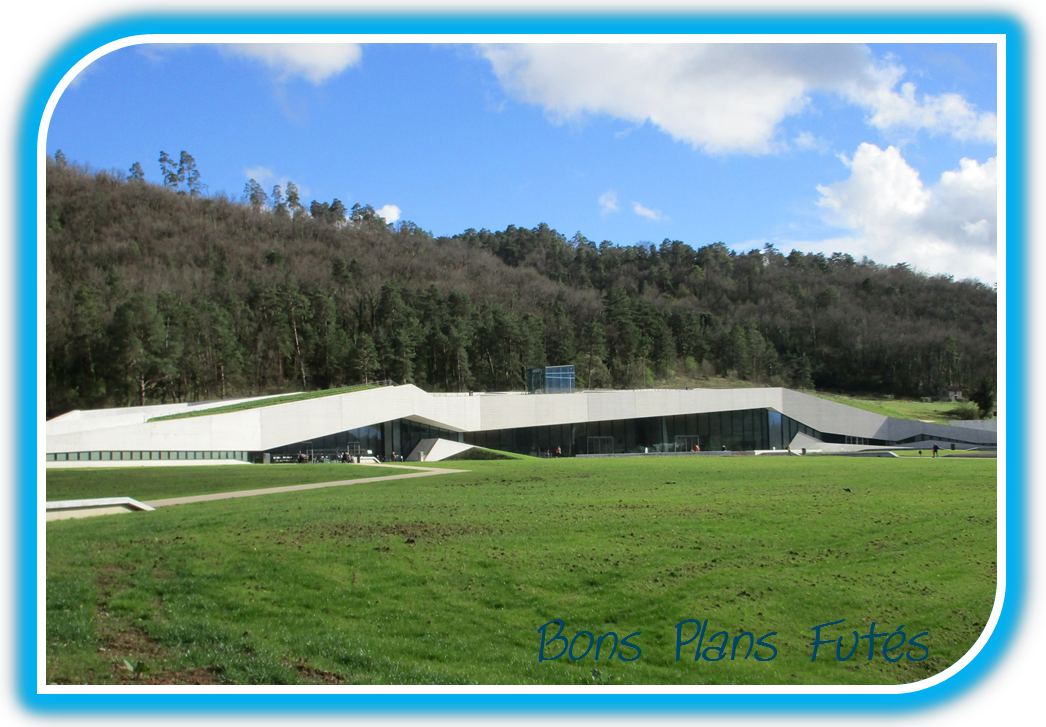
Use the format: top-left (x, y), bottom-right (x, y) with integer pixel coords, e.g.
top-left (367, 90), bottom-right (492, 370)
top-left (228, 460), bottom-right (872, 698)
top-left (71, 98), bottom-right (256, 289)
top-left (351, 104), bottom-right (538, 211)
top-left (891, 449), bottom-right (996, 458)
top-left (45, 457), bottom-right (995, 685)
top-left (46, 464), bottom-right (393, 502)
top-left (813, 392), bottom-right (984, 423)
top-left (148, 383), bottom-right (378, 422)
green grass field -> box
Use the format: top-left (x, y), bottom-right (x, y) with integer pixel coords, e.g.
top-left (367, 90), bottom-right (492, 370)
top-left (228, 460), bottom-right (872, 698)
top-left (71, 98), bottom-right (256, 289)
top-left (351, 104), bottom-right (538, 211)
top-left (45, 457), bottom-right (996, 685)
top-left (890, 449), bottom-right (995, 458)
top-left (147, 383), bottom-right (378, 422)
top-left (46, 464), bottom-right (391, 502)
top-left (813, 392), bottom-right (983, 423)
top-left (652, 374), bottom-right (987, 424)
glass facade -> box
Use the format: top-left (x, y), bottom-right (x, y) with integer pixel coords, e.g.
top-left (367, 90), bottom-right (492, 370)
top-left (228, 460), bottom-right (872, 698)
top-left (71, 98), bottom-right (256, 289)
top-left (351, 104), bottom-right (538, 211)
top-left (46, 407), bottom-right (991, 464)
top-left (526, 365), bottom-right (576, 394)
top-left (264, 423), bottom-right (385, 461)
top-left (45, 450), bottom-right (250, 462)
top-left (463, 408), bottom-right (780, 456)
top-left (263, 419), bottom-right (463, 463)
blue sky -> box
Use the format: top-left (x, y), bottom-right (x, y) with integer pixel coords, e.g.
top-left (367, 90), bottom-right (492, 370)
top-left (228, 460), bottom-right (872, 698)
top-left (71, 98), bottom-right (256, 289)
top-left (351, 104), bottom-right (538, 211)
top-left (47, 41), bottom-right (998, 282)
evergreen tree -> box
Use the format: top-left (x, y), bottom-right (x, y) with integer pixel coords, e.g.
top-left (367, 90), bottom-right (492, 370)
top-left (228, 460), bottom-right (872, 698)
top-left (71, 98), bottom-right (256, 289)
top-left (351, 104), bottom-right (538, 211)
top-left (329, 198), bottom-right (347, 224)
top-left (374, 284), bottom-right (418, 383)
top-left (971, 377), bottom-right (995, 418)
top-left (243, 178), bottom-right (268, 211)
top-left (158, 151), bottom-right (179, 190)
top-left (604, 289), bottom-right (641, 386)
top-left (271, 184), bottom-right (287, 217)
top-left (310, 200), bottom-right (331, 221)
top-left (127, 161), bottom-right (145, 184)
top-left (577, 319), bottom-right (610, 389)
top-left (545, 301), bottom-right (577, 365)
top-left (178, 151), bottom-right (203, 197)
top-left (285, 181), bottom-right (303, 218)
top-left (107, 295), bottom-right (174, 406)
top-left (351, 333), bottom-right (380, 383)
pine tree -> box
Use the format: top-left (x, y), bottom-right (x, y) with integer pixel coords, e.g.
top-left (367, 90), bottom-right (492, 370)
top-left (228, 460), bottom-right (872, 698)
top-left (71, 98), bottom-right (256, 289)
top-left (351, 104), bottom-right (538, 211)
top-left (243, 178), bottom-right (268, 211)
top-left (329, 198), bottom-right (347, 224)
top-left (374, 284), bottom-right (418, 384)
top-left (178, 151), bottom-right (203, 197)
top-left (271, 184), bottom-right (287, 217)
top-left (127, 161), bottom-right (145, 183)
top-left (971, 377), bottom-right (995, 418)
top-left (285, 181), bottom-right (303, 218)
top-left (351, 333), bottom-right (380, 383)
top-left (158, 151), bottom-right (179, 190)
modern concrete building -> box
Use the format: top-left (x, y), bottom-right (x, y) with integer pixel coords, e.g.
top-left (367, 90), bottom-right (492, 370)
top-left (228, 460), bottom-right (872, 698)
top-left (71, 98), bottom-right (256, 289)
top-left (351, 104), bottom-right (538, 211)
top-left (45, 383), bottom-right (997, 466)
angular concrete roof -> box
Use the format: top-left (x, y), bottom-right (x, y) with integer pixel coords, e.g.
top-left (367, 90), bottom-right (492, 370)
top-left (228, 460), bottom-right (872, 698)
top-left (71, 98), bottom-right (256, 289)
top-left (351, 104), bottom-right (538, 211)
top-left (46, 385), bottom-right (997, 454)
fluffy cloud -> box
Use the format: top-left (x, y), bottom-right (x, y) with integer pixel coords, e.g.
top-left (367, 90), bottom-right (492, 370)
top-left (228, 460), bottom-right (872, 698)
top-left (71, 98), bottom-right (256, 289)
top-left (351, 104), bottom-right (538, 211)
top-left (809, 143), bottom-right (996, 283)
top-left (598, 190), bottom-right (619, 215)
top-left (375, 204), bottom-right (401, 224)
top-left (243, 165), bottom-right (275, 183)
top-left (793, 131), bottom-right (829, 153)
top-left (631, 201), bottom-right (664, 221)
top-left (479, 44), bottom-right (995, 154)
top-left (241, 167), bottom-right (310, 203)
top-left (223, 43), bottom-right (362, 84)
top-left (845, 78), bottom-right (997, 142)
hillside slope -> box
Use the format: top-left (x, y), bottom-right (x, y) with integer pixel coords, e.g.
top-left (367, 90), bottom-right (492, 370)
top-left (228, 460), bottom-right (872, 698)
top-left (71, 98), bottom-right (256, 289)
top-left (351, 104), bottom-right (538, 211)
top-left (45, 160), bottom-right (996, 417)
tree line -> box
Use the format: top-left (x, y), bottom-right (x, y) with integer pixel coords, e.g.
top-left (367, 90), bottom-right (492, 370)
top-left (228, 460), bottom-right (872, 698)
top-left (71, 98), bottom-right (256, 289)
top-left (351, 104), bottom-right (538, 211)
top-left (45, 155), bottom-right (997, 418)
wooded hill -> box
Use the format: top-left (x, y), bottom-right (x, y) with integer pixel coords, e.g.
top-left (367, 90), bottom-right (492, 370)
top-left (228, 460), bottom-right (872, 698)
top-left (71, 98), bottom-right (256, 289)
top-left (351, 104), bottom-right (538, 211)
top-left (45, 159), bottom-right (997, 419)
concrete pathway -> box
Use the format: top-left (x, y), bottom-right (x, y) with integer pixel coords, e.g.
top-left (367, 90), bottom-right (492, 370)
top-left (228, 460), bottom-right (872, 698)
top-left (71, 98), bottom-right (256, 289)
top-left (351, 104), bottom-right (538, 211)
top-left (46, 496), bottom-right (155, 521)
top-left (144, 464), bottom-right (469, 509)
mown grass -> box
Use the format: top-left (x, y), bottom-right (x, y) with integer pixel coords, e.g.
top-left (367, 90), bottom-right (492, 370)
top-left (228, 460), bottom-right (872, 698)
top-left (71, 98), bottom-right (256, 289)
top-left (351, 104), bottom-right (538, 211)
top-left (45, 457), bottom-right (995, 686)
top-left (147, 383), bottom-right (379, 422)
top-left (46, 464), bottom-right (392, 502)
top-left (444, 446), bottom-right (536, 461)
top-left (891, 449), bottom-right (996, 458)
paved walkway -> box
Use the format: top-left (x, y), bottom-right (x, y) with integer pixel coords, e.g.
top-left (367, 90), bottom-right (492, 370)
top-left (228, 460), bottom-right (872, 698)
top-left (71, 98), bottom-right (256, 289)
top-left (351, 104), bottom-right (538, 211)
top-left (144, 464), bottom-right (469, 509)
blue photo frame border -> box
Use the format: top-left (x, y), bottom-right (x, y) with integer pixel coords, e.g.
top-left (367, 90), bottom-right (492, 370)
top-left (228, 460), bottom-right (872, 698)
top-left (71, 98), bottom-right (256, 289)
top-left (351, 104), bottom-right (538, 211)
top-left (16, 11), bottom-right (1027, 714)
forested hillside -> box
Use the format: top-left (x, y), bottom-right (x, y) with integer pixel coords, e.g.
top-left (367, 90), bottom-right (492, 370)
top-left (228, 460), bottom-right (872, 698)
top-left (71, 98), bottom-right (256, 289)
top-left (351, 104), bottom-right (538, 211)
top-left (45, 159), bottom-right (997, 418)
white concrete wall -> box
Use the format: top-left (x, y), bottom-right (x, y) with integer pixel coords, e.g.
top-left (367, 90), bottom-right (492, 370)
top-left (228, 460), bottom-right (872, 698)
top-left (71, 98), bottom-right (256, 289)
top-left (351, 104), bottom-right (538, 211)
top-left (406, 437), bottom-right (475, 462)
top-left (779, 389), bottom-right (890, 438)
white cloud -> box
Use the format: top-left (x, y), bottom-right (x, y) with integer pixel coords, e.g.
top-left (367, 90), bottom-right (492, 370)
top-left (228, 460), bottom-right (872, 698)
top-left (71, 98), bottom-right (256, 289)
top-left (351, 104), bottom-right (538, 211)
top-left (243, 166), bottom-right (274, 183)
top-left (375, 204), bottom-right (401, 224)
top-left (807, 143), bottom-right (996, 283)
top-left (844, 78), bottom-right (996, 142)
top-left (598, 190), bottom-right (619, 215)
top-left (631, 201), bottom-right (664, 221)
top-left (479, 44), bottom-right (995, 154)
top-left (793, 130), bottom-right (829, 153)
top-left (241, 167), bottom-right (310, 202)
top-left (133, 43), bottom-right (196, 66)
top-left (223, 43), bottom-right (362, 84)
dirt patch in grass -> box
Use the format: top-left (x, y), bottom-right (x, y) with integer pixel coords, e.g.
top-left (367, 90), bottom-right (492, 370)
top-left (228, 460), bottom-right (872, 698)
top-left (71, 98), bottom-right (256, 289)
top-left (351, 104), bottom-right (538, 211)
top-left (100, 624), bottom-right (176, 684)
top-left (139, 666), bottom-right (224, 685)
top-left (95, 562), bottom-right (133, 594)
top-left (291, 661), bottom-right (343, 684)
top-left (99, 622), bottom-right (165, 657)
